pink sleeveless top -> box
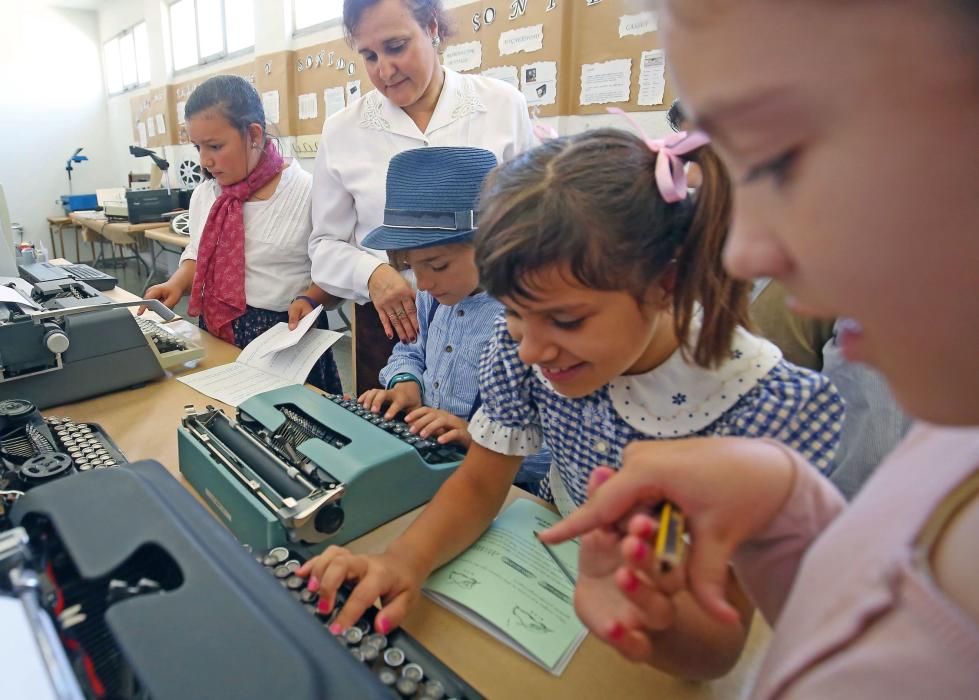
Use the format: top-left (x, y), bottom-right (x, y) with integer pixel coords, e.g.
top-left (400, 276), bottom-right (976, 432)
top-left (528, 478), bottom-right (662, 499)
top-left (735, 424), bottom-right (979, 699)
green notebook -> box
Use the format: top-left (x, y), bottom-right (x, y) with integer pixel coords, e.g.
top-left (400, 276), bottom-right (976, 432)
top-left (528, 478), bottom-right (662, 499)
top-left (423, 499), bottom-right (587, 675)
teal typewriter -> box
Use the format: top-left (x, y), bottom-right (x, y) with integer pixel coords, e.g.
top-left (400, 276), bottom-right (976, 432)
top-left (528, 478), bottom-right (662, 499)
top-left (178, 385), bottom-right (467, 557)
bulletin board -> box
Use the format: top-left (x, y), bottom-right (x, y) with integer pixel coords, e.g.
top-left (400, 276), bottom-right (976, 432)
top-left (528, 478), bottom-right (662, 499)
top-left (170, 61), bottom-right (258, 144)
top-left (570, 0), bottom-right (674, 115)
top-left (291, 39), bottom-right (365, 137)
top-left (130, 87), bottom-right (173, 149)
top-left (442, 0), bottom-right (570, 118)
top-left (254, 51), bottom-right (295, 136)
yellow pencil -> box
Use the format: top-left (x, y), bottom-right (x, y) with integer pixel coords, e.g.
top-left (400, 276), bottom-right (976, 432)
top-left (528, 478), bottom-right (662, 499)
top-left (654, 502), bottom-right (685, 574)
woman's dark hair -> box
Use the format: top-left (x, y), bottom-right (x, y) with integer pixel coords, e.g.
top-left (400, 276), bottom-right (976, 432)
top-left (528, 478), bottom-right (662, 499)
top-left (184, 74), bottom-right (267, 139)
top-left (475, 128), bottom-right (751, 369)
top-left (342, 0), bottom-right (455, 47)
top-left (666, 99), bottom-right (688, 132)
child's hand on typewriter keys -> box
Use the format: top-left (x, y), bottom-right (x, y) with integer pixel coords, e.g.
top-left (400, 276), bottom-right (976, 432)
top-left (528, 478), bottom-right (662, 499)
top-left (405, 407), bottom-right (471, 447)
top-left (297, 545), bottom-right (427, 634)
top-left (359, 382), bottom-right (422, 420)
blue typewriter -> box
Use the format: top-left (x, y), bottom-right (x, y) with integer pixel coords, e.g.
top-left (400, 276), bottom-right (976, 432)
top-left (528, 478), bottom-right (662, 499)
top-left (178, 385), bottom-right (467, 557)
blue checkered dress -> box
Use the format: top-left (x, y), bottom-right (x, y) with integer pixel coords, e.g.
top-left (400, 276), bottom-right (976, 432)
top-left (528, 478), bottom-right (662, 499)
top-left (470, 316), bottom-right (845, 509)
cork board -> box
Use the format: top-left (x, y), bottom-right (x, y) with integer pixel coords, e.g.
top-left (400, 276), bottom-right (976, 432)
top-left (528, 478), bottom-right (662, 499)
top-left (442, 0), bottom-right (570, 118)
top-left (170, 62), bottom-right (259, 144)
top-left (130, 87), bottom-right (174, 149)
top-left (570, 0), bottom-right (674, 115)
top-left (291, 40), bottom-right (365, 137)
top-left (254, 51), bottom-right (295, 136)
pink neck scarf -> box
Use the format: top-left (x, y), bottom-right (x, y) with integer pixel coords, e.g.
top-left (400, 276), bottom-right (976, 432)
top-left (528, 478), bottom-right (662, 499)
top-left (189, 141), bottom-right (284, 343)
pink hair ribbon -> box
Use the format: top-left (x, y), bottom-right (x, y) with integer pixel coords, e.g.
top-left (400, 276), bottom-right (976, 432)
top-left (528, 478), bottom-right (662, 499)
top-left (607, 107), bottom-right (711, 203)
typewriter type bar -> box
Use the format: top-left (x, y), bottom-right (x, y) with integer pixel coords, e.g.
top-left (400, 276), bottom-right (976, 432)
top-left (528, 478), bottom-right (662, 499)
top-left (181, 405), bottom-right (346, 545)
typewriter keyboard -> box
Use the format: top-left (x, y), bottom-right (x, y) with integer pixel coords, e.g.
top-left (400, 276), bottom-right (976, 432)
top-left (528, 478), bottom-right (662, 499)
top-left (135, 316), bottom-right (206, 370)
top-left (324, 394), bottom-right (467, 465)
top-left (43, 416), bottom-right (128, 471)
top-left (259, 546), bottom-right (482, 699)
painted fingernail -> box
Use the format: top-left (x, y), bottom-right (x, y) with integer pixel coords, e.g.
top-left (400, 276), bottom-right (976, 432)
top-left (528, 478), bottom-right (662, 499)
top-left (317, 599), bottom-right (333, 614)
top-left (307, 576), bottom-right (319, 591)
top-left (636, 520), bottom-right (654, 538)
top-left (329, 623), bottom-right (343, 635)
top-left (608, 621), bottom-right (624, 640)
top-left (622, 570), bottom-right (639, 593)
top-left (631, 540), bottom-right (648, 562)
top-left (375, 616), bottom-right (390, 634)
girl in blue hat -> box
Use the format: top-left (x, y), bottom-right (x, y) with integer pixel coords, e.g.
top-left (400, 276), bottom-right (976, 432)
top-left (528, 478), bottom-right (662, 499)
top-left (300, 128), bottom-right (844, 676)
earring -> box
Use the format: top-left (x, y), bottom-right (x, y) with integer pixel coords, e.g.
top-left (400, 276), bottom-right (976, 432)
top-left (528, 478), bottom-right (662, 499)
top-left (432, 35), bottom-right (441, 48)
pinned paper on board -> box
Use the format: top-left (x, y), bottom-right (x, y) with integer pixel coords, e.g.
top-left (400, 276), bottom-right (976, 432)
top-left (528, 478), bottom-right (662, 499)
top-left (136, 121), bottom-right (148, 148)
top-left (346, 80), bottom-right (362, 100)
top-left (618, 11), bottom-right (657, 37)
top-left (176, 100), bottom-right (187, 125)
top-left (146, 116), bottom-right (157, 138)
top-left (262, 90), bottom-right (280, 124)
top-left (298, 92), bottom-right (318, 120)
top-left (482, 65), bottom-right (520, 90)
top-left (638, 49), bottom-right (667, 106)
top-left (499, 24), bottom-right (544, 56)
top-left (580, 58), bottom-right (632, 106)
top-left (155, 114), bottom-right (166, 135)
top-left (324, 86), bottom-right (346, 119)
top-left (521, 61), bottom-right (557, 107)
top-left (443, 41), bottom-right (483, 72)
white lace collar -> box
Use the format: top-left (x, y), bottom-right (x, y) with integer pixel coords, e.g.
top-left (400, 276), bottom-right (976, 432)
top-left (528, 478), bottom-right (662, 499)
top-left (607, 326), bottom-right (782, 436)
top-left (359, 69), bottom-right (486, 137)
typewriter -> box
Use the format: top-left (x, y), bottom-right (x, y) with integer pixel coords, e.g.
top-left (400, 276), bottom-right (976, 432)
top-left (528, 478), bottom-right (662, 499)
top-left (178, 385), bottom-right (467, 557)
top-left (2, 459), bottom-right (394, 700)
top-left (0, 278), bottom-right (174, 409)
top-left (133, 316), bottom-right (205, 370)
top-left (18, 261), bottom-right (117, 293)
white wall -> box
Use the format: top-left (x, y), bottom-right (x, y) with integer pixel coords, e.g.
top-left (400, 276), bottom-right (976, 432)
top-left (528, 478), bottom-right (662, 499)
top-left (0, 3), bottom-right (118, 250)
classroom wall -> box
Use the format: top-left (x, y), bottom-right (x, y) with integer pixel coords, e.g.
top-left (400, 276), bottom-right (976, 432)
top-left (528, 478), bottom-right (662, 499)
top-left (0, 2), bottom-right (117, 250)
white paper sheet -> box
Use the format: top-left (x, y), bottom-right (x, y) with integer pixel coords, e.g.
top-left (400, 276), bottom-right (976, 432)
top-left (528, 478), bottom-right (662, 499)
top-left (520, 61), bottom-right (557, 107)
top-left (0, 285), bottom-right (41, 309)
top-left (499, 24), bottom-right (544, 56)
top-left (618, 11), bottom-right (657, 37)
top-left (262, 90), bottom-right (280, 124)
top-left (146, 116), bottom-right (157, 138)
top-left (482, 65), bottom-right (520, 90)
top-left (638, 49), bottom-right (667, 106)
top-left (178, 323), bottom-right (343, 407)
top-left (579, 58), bottom-right (632, 106)
top-left (176, 100), bottom-right (187, 125)
top-left (136, 121), bottom-right (148, 148)
top-left (346, 80), bottom-right (362, 100)
top-left (155, 113), bottom-right (166, 134)
top-left (443, 41), bottom-right (482, 72)
top-left (298, 92), bottom-right (318, 120)
top-left (0, 599), bottom-right (60, 700)
top-left (324, 86), bottom-right (346, 119)
top-left (255, 306), bottom-right (323, 358)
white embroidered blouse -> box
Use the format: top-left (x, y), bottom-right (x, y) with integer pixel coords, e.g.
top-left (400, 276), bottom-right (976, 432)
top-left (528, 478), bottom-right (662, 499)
top-left (308, 68), bottom-right (536, 303)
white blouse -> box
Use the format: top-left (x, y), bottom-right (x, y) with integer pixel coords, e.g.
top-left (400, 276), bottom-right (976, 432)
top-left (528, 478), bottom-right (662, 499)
top-left (181, 159), bottom-right (314, 312)
top-left (309, 68), bottom-right (536, 304)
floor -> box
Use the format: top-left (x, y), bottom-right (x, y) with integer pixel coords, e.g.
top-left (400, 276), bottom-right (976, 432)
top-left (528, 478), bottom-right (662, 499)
top-left (98, 255), bottom-right (355, 395)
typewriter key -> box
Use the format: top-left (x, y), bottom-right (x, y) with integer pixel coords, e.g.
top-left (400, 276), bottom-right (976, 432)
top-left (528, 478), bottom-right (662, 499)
top-left (402, 663), bottom-right (425, 682)
top-left (349, 647), bottom-right (365, 662)
top-left (299, 588), bottom-right (317, 604)
top-left (285, 559), bottom-right (301, 573)
top-left (90, 459), bottom-right (103, 468)
top-left (383, 647), bottom-right (406, 668)
top-left (267, 547), bottom-right (290, 564)
top-left (361, 645), bottom-right (379, 663)
top-left (342, 627), bottom-right (364, 645)
top-left (103, 459), bottom-right (116, 467)
top-left (273, 565), bottom-right (291, 579)
top-left (363, 633), bottom-right (388, 650)
top-left (76, 462), bottom-right (92, 471)
top-left (355, 618), bottom-right (371, 635)
top-left (377, 668), bottom-right (398, 686)
top-left (422, 680), bottom-right (446, 699)
top-left (303, 603), bottom-right (318, 615)
top-left (285, 575), bottom-right (305, 590)
top-left (396, 677), bottom-right (418, 697)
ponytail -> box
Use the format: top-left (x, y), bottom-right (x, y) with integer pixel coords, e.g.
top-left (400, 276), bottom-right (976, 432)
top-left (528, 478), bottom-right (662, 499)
top-left (672, 146), bottom-right (751, 368)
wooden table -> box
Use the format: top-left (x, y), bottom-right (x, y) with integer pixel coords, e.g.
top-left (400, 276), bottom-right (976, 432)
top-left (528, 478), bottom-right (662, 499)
top-left (142, 226), bottom-right (190, 292)
top-left (45, 289), bottom-right (770, 699)
top-left (69, 212), bottom-right (162, 277)
top-left (47, 215), bottom-right (83, 262)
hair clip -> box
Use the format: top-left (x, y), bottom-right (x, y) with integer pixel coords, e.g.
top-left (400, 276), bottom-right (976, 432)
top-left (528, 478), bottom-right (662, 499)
top-left (607, 107), bottom-right (710, 203)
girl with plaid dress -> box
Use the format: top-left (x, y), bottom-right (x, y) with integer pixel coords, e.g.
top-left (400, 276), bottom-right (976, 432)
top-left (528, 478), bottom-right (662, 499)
top-left (300, 129), bottom-right (843, 676)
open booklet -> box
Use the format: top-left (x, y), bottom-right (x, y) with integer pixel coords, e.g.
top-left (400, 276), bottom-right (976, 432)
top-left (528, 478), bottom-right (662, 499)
top-left (423, 498), bottom-right (587, 676)
top-left (178, 306), bottom-right (343, 406)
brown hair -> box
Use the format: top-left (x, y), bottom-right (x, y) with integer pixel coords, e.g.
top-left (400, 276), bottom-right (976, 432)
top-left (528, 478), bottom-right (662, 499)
top-left (342, 0), bottom-right (455, 47)
top-left (475, 128), bottom-right (750, 368)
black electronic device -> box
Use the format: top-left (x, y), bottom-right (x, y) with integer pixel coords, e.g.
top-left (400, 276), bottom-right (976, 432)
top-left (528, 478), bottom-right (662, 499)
top-left (18, 261), bottom-right (117, 292)
top-left (257, 545), bottom-right (483, 699)
top-left (124, 188), bottom-right (182, 224)
top-left (2, 460), bottom-right (393, 699)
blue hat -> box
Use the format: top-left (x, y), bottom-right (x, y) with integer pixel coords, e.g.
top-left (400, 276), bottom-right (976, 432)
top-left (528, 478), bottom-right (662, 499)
top-left (363, 147), bottom-right (499, 251)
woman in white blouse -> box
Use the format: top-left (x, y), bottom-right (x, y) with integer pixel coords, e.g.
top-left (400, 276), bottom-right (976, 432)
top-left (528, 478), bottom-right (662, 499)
top-left (144, 75), bottom-right (342, 393)
top-left (309, 0), bottom-right (535, 394)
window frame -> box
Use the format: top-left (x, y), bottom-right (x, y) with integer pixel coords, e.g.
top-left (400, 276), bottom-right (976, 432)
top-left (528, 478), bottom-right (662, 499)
top-left (103, 21), bottom-right (151, 96)
top-left (291, 0), bottom-right (344, 38)
top-left (167, 0), bottom-right (256, 76)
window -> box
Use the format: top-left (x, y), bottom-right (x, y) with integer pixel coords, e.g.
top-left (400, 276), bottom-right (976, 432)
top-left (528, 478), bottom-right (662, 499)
top-left (168, 0), bottom-right (255, 72)
top-left (293, 0), bottom-right (343, 33)
top-left (103, 22), bottom-right (151, 95)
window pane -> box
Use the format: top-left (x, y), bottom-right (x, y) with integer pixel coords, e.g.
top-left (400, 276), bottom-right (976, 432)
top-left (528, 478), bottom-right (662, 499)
top-left (119, 31), bottom-right (138, 87)
top-left (134, 22), bottom-right (151, 85)
top-left (103, 38), bottom-right (123, 94)
top-left (170, 0), bottom-right (198, 71)
top-left (294, 0), bottom-right (341, 30)
top-left (197, 0), bottom-right (224, 59)
top-left (225, 0), bottom-right (255, 53)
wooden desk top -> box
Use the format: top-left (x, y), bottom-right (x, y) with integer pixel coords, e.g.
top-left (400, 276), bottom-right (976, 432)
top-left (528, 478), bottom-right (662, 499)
top-left (47, 215), bottom-right (73, 225)
top-left (144, 226), bottom-right (191, 249)
top-left (44, 289), bottom-right (769, 699)
top-left (70, 212), bottom-right (167, 246)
